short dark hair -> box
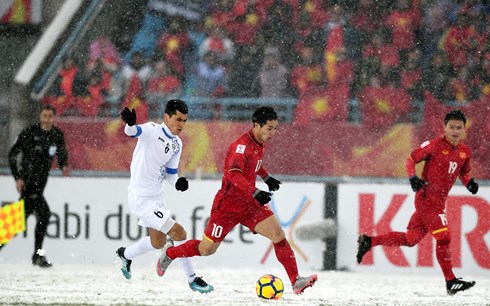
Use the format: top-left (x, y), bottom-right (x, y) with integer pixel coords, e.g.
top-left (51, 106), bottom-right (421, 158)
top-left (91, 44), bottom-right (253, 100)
top-left (41, 104), bottom-right (56, 115)
top-left (252, 106), bottom-right (278, 126)
top-left (165, 99), bottom-right (188, 116)
top-left (444, 109), bottom-right (466, 126)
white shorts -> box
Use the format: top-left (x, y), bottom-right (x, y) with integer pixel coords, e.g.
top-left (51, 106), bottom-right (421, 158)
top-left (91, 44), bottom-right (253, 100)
top-left (128, 191), bottom-right (175, 234)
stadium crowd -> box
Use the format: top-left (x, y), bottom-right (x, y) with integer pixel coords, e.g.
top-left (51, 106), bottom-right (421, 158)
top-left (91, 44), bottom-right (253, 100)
top-left (41, 0), bottom-right (490, 124)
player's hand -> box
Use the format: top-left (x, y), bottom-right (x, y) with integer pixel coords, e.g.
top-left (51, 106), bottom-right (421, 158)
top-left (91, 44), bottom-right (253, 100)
top-left (409, 176), bottom-right (426, 192)
top-left (175, 177), bottom-right (189, 192)
top-left (254, 189), bottom-right (272, 206)
top-left (264, 175), bottom-right (281, 192)
top-left (466, 178), bottom-right (479, 194)
top-left (121, 107), bottom-right (136, 126)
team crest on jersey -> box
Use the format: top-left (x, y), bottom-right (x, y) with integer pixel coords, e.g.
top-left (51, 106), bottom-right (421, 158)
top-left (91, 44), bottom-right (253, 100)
top-left (172, 139), bottom-right (181, 154)
top-left (442, 150), bottom-right (449, 155)
top-left (236, 144), bottom-right (246, 154)
top-left (460, 152), bottom-right (467, 159)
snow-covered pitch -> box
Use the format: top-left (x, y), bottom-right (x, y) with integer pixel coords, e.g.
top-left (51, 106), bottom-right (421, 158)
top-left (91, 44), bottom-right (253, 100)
top-left (1, 260), bottom-right (488, 305)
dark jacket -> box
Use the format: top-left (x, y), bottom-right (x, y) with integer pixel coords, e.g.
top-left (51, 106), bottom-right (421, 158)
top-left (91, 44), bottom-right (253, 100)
top-left (8, 123), bottom-right (69, 195)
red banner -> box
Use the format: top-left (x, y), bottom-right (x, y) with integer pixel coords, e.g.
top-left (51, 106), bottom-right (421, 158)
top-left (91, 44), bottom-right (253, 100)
top-left (293, 86), bottom-right (350, 126)
top-left (55, 105), bottom-right (490, 179)
top-left (358, 86), bottom-right (411, 128)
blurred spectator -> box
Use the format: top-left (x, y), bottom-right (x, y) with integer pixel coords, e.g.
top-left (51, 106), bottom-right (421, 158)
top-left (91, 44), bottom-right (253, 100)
top-left (423, 51), bottom-right (454, 101)
top-left (147, 57), bottom-right (183, 118)
top-left (323, 4), bottom-right (350, 87)
top-left (198, 25), bottom-right (235, 64)
top-left (290, 46), bottom-right (325, 97)
top-left (86, 58), bottom-right (123, 116)
top-left (206, 0), bottom-right (235, 31)
top-left (262, 1), bottom-right (297, 68)
top-left (87, 35), bottom-right (122, 73)
top-left (400, 48), bottom-right (423, 101)
top-left (326, 47), bottom-right (355, 90)
top-left (228, 0), bottom-right (267, 97)
top-left (421, 0), bottom-right (457, 68)
top-left (121, 51), bottom-right (152, 93)
top-left (120, 51), bottom-right (151, 121)
top-left (155, 16), bottom-right (192, 80)
top-left (194, 52), bottom-right (228, 97)
top-left (50, 56), bottom-right (86, 116)
top-left (75, 73), bottom-right (106, 117)
top-left (447, 66), bottom-right (478, 102)
top-left (259, 46), bottom-right (290, 98)
top-left (442, 10), bottom-right (480, 69)
top-left (362, 29), bottom-right (400, 69)
top-left (385, 0), bottom-right (422, 53)
top-left (348, 0), bottom-right (389, 55)
top-left (476, 53), bottom-right (490, 101)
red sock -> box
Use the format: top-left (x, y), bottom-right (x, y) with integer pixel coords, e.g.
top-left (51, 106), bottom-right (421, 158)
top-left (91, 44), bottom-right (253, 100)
top-left (436, 240), bottom-right (455, 281)
top-left (167, 239), bottom-right (201, 259)
top-left (274, 239), bottom-right (298, 284)
top-left (372, 232), bottom-right (408, 247)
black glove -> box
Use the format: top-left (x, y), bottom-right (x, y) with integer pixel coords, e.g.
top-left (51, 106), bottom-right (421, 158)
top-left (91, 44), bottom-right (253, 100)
top-left (409, 176), bottom-right (426, 192)
top-left (466, 178), bottom-right (479, 194)
top-left (121, 107), bottom-right (136, 126)
top-left (254, 189), bottom-right (272, 206)
top-left (175, 177), bottom-right (189, 192)
top-left (264, 175), bottom-right (281, 192)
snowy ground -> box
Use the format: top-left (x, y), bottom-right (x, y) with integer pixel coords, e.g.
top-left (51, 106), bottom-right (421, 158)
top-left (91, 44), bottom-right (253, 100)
top-left (1, 261), bottom-right (488, 306)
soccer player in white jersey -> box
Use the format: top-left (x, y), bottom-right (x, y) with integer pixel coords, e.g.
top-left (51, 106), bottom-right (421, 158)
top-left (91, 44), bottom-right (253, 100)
top-left (116, 99), bottom-right (213, 293)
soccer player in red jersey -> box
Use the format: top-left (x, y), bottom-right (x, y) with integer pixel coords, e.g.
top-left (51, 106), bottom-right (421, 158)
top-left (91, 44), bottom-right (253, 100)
top-left (357, 110), bottom-right (479, 295)
top-left (156, 106), bottom-right (317, 294)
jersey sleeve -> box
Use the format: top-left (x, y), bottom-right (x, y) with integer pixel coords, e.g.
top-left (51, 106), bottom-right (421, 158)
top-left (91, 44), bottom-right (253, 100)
top-left (165, 138), bottom-right (182, 186)
top-left (55, 129), bottom-right (69, 168)
top-left (8, 129), bottom-right (28, 180)
top-left (409, 140), bottom-right (433, 164)
top-left (227, 170), bottom-right (257, 196)
top-left (124, 122), bottom-right (155, 139)
top-left (226, 144), bottom-right (258, 196)
top-left (459, 148), bottom-right (472, 185)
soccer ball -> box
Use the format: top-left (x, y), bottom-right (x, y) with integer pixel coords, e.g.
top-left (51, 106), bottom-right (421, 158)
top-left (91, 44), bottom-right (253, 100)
top-left (255, 274), bottom-right (284, 300)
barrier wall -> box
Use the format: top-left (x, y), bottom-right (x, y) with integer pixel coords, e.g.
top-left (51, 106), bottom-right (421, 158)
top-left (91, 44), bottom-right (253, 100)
top-left (1, 176), bottom-right (488, 277)
top-left (55, 119), bottom-right (490, 179)
top-left (0, 176), bottom-right (325, 272)
top-left (337, 184), bottom-right (490, 277)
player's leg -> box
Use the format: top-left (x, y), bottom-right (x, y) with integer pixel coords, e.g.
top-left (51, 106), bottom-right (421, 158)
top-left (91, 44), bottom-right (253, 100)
top-left (160, 207), bottom-right (238, 278)
top-left (357, 211), bottom-right (426, 264)
top-left (118, 192), bottom-right (171, 278)
top-left (31, 195), bottom-right (52, 268)
top-left (253, 211), bottom-right (317, 294)
top-left (166, 224), bottom-right (214, 293)
top-left (426, 211), bottom-right (475, 295)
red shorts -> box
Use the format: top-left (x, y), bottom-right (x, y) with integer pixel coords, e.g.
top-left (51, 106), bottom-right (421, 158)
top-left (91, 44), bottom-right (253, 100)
top-left (203, 203), bottom-right (274, 243)
top-left (407, 208), bottom-right (448, 239)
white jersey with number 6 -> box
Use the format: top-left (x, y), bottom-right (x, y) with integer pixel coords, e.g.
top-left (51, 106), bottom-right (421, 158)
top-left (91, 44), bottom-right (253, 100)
top-left (125, 121), bottom-right (182, 196)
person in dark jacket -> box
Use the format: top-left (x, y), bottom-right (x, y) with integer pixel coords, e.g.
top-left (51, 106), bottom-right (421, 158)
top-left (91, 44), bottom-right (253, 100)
top-left (6, 104), bottom-right (71, 267)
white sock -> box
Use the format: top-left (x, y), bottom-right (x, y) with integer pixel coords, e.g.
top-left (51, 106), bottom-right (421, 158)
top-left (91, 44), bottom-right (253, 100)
top-left (124, 236), bottom-right (157, 260)
top-left (174, 239), bottom-right (197, 283)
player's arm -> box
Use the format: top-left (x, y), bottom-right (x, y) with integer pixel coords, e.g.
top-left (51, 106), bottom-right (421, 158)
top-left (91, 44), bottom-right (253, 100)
top-left (228, 169), bottom-right (271, 205)
top-left (121, 107), bottom-right (142, 137)
top-left (56, 129), bottom-right (70, 175)
top-left (166, 139), bottom-right (188, 192)
top-left (257, 167), bottom-right (281, 192)
top-left (8, 130), bottom-right (28, 180)
top-left (459, 153), bottom-right (478, 194)
top-left (406, 142), bottom-right (431, 192)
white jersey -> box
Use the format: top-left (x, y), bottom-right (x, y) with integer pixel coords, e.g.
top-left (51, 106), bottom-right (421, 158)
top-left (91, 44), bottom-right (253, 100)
top-left (125, 122), bottom-right (182, 196)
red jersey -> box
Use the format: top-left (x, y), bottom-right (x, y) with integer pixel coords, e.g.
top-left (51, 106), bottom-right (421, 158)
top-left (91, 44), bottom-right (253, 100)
top-left (409, 136), bottom-right (472, 211)
top-left (212, 130), bottom-right (268, 213)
